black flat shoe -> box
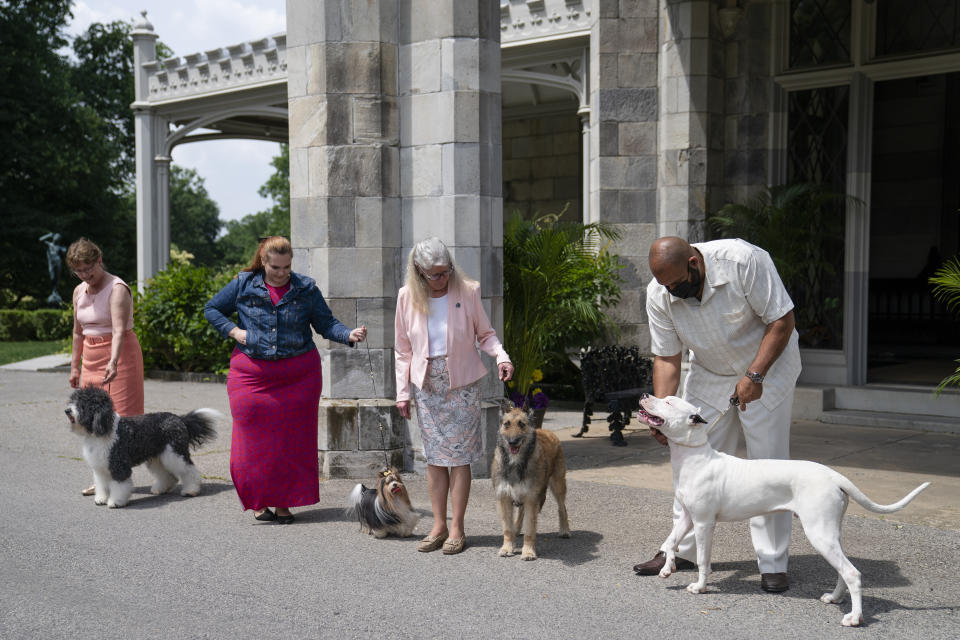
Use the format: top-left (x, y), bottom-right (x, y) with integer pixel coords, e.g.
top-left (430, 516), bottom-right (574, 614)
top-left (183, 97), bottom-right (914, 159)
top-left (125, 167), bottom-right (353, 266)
top-left (254, 508), bottom-right (277, 522)
top-left (276, 513), bottom-right (295, 525)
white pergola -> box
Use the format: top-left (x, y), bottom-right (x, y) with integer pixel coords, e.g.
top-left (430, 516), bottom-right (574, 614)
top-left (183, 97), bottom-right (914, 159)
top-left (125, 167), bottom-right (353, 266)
top-left (129, 5), bottom-right (592, 288)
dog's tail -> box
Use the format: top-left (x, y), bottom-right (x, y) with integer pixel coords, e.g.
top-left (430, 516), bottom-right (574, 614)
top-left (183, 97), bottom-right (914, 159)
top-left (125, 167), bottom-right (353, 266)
top-left (181, 409), bottom-right (220, 448)
top-left (833, 471), bottom-right (931, 513)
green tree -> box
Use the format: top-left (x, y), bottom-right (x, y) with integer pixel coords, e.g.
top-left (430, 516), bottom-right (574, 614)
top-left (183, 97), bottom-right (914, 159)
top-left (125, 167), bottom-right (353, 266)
top-left (169, 165), bottom-right (222, 266)
top-left (0, 1), bottom-right (134, 302)
top-left (216, 143), bottom-right (290, 266)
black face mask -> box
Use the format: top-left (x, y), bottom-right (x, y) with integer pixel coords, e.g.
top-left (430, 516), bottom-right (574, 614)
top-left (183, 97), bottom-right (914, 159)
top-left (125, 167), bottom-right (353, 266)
top-left (666, 263), bottom-right (701, 299)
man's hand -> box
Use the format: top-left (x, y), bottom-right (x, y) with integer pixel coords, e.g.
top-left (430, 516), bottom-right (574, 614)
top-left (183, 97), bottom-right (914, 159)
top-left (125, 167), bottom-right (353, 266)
top-left (733, 377), bottom-right (762, 410)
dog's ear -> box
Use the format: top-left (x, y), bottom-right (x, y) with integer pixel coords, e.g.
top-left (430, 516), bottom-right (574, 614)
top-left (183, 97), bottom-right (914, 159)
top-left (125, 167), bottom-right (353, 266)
top-left (498, 398), bottom-right (515, 414)
top-left (690, 414), bottom-right (708, 425)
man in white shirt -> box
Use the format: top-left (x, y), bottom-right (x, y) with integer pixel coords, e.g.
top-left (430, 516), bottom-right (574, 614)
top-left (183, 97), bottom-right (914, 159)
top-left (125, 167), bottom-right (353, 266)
top-left (633, 236), bottom-right (801, 594)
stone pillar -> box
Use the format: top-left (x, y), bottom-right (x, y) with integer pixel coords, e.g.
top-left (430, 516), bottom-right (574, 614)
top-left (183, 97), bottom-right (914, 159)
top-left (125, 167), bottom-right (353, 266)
top-left (398, 0), bottom-right (503, 477)
top-left (590, 0), bottom-right (660, 349)
top-left (131, 12), bottom-right (159, 289)
top-left (657, 0), bottom-right (711, 242)
top-left (285, 0), bottom-right (502, 478)
top-left (155, 155), bottom-right (171, 273)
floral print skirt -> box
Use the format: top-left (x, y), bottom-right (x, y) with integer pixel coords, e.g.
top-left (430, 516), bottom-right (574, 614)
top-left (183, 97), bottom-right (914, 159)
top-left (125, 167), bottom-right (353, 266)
top-left (413, 356), bottom-right (483, 467)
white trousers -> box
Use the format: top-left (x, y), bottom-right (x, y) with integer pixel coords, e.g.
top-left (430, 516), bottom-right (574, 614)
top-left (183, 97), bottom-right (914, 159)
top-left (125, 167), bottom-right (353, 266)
top-left (673, 393), bottom-right (794, 574)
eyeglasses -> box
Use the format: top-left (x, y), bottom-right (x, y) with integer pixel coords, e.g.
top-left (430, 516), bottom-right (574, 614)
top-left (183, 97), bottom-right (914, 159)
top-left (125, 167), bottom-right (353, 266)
top-left (73, 264), bottom-right (98, 277)
top-left (419, 268), bottom-right (453, 281)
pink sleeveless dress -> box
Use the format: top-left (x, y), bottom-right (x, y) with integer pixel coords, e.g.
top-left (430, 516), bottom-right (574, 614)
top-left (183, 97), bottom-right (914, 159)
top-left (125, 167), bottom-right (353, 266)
top-left (75, 275), bottom-right (144, 416)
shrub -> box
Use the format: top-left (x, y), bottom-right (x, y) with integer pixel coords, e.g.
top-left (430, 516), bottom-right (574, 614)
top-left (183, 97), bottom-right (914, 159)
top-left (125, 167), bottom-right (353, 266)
top-left (0, 309), bottom-right (71, 341)
top-left (0, 310), bottom-right (33, 341)
top-left (17, 296), bottom-right (39, 311)
top-left (32, 309), bottom-right (73, 340)
top-left (134, 263), bottom-right (236, 372)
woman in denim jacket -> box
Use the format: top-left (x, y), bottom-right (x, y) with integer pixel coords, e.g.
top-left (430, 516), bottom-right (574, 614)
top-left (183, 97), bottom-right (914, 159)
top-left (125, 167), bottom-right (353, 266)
top-left (205, 236), bottom-right (366, 524)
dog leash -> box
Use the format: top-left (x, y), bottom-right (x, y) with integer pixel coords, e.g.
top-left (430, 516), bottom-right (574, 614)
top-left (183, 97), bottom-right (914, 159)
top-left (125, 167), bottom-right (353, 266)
top-left (361, 334), bottom-right (392, 470)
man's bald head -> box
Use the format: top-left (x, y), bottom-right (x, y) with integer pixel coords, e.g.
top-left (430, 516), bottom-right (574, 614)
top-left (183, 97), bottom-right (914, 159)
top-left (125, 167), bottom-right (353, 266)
top-left (649, 236), bottom-right (694, 273)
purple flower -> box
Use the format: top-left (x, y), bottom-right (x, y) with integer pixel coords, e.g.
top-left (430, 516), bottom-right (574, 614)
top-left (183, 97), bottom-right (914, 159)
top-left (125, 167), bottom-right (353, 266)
top-left (530, 391), bottom-right (549, 410)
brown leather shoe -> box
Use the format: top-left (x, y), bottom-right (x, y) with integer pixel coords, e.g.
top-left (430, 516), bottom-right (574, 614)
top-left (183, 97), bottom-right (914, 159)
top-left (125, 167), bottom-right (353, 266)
top-left (633, 551), bottom-right (696, 575)
top-left (760, 572), bottom-right (789, 592)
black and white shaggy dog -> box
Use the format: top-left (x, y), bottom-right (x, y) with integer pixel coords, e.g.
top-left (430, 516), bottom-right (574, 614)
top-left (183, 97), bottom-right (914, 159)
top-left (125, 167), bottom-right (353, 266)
top-left (65, 387), bottom-right (219, 508)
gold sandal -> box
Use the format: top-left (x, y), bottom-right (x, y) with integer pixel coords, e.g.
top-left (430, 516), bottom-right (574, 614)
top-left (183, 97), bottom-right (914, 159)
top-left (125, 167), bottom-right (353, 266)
top-left (417, 532), bottom-right (449, 552)
top-left (81, 485), bottom-right (96, 496)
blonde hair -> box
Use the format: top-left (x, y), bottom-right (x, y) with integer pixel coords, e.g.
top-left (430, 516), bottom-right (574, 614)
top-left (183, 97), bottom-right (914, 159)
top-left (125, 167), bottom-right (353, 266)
top-left (65, 238), bottom-right (102, 269)
top-left (243, 236), bottom-right (292, 272)
top-left (403, 237), bottom-right (474, 314)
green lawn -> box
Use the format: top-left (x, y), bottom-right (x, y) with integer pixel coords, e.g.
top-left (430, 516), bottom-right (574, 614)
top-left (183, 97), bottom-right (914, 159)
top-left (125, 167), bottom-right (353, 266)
top-left (0, 340), bottom-right (68, 366)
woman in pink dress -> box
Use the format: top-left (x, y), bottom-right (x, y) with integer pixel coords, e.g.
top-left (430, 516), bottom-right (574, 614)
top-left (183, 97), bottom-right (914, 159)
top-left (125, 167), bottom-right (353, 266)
top-left (205, 236), bottom-right (366, 524)
top-left (66, 238), bottom-right (145, 496)
top-left (395, 237), bottom-right (514, 554)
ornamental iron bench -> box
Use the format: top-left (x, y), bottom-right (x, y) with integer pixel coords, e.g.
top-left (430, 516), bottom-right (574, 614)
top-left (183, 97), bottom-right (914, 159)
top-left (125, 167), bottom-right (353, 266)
top-left (574, 345), bottom-right (652, 446)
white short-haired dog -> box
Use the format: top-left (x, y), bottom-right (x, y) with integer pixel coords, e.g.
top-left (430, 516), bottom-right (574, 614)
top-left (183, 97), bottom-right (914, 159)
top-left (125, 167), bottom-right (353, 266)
top-left (637, 393), bottom-right (930, 627)
top-left (65, 387), bottom-right (219, 508)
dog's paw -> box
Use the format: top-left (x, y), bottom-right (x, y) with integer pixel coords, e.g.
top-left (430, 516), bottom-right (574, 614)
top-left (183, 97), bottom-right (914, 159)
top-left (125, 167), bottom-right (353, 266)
top-left (559, 530), bottom-right (571, 539)
top-left (180, 487), bottom-right (200, 497)
top-left (520, 548), bottom-right (537, 561)
top-left (659, 567), bottom-right (673, 578)
top-left (94, 495), bottom-right (108, 505)
top-left (106, 500), bottom-right (126, 508)
top-left (840, 612), bottom-right (863, 627)
top-left (686, 582), bottom-right (706, 594)
top-left (373, 529), bottom-right (388, 539)
top-left (820, 593), bottom-right (842, 604)
top-left (498, 545), bottom-right (515, 557)
top-left (150, 482), bottom-right (174, 495)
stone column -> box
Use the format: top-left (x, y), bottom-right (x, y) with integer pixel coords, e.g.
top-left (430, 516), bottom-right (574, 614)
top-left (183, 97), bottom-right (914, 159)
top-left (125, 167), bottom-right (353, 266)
top-left (590, 0), bottom-right (660, 348)
top-left (285, 0), bottom-right (502, 478)
top-left (131, 12), bottom-right (159, 289)
top-left (155, 155), bottom-right (171, 274)
top-left (657, 0), bottom-right (711, 242)
top-left (398, 0), bottom-right (503, 477)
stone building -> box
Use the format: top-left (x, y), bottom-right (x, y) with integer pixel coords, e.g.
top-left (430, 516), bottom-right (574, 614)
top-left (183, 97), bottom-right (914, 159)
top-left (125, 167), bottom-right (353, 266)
top-left (132, 1), bottom-right (960, 476)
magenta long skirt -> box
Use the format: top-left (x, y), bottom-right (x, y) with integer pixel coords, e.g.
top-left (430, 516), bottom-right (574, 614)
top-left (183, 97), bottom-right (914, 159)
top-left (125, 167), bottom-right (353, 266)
top-left (227, 348), bottom-right (322, 511)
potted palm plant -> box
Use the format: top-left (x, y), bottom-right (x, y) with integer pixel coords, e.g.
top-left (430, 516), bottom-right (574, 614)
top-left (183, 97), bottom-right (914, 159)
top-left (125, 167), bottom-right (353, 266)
top-left (502, 210), bottom-right (623, 421)
top-left (930, 255), bottom-right (960, 396)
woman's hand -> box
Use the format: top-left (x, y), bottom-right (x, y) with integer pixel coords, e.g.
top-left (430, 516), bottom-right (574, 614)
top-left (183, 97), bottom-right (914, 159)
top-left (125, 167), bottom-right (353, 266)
top-left (498, 361), bottom-right (514, 382)
top-left (69, 367), bottom-right (81, 389)
top-left (103, 360), bottom-right (118, 384)
top-left (350, 325), bottom-right (367, 343)
top-left (229, 327), bottom-right (247, 345)
top-left (396, 400), bottom-right (411, 419)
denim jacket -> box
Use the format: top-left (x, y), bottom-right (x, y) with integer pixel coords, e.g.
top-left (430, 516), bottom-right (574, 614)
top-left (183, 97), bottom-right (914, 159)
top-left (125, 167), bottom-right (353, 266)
top-left (204, 270), bottom-right (353, 360)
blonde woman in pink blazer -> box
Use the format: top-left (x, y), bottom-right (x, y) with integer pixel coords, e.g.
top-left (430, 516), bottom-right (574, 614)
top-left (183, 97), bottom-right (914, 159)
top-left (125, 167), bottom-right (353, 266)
top-left (395, 237), bottom-right (514, 555)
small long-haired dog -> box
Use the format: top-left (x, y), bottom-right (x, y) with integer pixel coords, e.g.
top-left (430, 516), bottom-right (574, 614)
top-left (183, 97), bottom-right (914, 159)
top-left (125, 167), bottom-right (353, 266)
top-left (65, 387), bottom-right (219, 508)
top-left (491, 402), bottom-right (571, 560)
top-left (345, 467), bottom-right (419, 538)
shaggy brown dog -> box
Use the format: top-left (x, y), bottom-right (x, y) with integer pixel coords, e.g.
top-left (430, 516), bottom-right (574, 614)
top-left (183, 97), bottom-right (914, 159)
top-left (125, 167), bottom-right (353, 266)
top-left (491, 404), bottom-right (570, 560)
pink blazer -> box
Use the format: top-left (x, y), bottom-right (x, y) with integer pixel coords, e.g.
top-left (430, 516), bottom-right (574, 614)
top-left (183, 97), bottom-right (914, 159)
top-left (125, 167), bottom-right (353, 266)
top-left (394, 278), bottom-right (510, 402)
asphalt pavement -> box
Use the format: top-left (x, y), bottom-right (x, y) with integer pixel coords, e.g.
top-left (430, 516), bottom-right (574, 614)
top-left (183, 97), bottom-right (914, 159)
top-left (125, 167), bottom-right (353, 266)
top-left (1, 364), bottom-right (958, 640)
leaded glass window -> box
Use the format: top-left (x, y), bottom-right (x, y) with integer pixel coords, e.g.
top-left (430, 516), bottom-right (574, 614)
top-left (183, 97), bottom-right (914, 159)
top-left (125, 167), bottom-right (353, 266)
top-left (789, 0), bottom-right (852, 69)
top-left (787, 86), bottom-right (849, 348)
top-left (876, 0), bottom-right (960, 57)
top-left (788, 86), bottom-right (849, 190)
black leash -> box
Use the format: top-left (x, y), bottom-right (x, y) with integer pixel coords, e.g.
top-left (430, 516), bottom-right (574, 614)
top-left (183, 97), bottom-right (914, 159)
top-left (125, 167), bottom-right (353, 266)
top-left (362, 335), bottom-right (391, 469)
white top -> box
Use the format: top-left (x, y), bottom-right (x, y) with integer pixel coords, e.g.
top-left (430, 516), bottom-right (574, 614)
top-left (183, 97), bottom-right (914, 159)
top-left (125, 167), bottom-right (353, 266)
top-left (645, 239), bottom-right (802, 412)
top-left (427, 295), bottom-right (448, 357)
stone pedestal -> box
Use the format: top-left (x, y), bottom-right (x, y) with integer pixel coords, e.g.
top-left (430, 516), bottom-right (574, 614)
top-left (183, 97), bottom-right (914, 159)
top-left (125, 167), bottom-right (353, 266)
top-left (287, 0), bottom-right (503, 478)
